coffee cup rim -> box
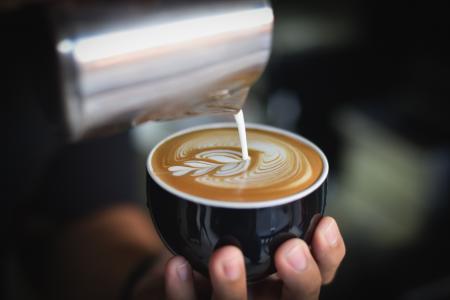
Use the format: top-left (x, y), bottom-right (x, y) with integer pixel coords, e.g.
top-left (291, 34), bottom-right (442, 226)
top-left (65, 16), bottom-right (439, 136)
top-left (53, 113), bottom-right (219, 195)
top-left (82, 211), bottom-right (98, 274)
top-left (147, 123), bottom-right (329, 209)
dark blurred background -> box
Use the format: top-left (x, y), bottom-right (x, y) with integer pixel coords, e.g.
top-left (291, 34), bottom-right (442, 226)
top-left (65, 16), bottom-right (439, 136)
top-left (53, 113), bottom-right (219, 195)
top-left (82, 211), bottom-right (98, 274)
top-left (267, 1), bottom-right (450, 298)
top-left (264, 1), bottom-right (450, 299)
top-left (2, 0), bottom-right (450, 299)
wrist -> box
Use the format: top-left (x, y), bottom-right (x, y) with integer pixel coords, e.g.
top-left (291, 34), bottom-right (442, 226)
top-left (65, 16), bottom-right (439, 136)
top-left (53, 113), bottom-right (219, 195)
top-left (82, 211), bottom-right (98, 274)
top-left (121, 256), bottom-right (155, 300)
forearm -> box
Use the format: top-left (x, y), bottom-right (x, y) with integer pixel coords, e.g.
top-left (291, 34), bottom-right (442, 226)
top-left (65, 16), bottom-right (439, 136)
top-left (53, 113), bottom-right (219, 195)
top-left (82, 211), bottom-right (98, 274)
top-left (45, 205), bottom-right (164, 300)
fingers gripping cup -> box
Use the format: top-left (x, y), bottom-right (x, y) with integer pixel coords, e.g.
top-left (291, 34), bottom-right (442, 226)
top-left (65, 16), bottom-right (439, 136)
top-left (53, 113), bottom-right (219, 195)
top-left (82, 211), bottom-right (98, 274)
top-left (146, 123), bottom-right (328, 282)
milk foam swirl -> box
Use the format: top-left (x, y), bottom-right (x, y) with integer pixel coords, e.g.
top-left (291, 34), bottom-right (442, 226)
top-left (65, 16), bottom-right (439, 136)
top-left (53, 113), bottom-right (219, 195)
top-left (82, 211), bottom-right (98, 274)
top-left (167, 132), bottom-right (313, 190)
top-left (151, 127), bottom-right (323, 202)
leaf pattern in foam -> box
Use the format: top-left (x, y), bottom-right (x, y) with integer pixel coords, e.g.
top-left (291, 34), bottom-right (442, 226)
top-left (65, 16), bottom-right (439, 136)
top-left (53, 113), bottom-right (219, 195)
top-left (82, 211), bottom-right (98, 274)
top-left (168, 149), bottom-right (249, 177)
top-left (168, 166), bottom-right (195, 176)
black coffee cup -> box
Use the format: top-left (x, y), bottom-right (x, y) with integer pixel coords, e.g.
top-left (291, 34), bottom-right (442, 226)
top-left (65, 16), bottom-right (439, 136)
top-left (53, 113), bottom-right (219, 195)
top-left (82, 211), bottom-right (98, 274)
top-left (146, 124), bottom-right (328, 283)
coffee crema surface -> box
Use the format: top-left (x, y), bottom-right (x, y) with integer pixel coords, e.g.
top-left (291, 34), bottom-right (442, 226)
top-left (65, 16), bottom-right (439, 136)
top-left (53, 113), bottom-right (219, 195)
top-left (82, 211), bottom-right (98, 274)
top-left (151, 127), bottom-right (323, 202)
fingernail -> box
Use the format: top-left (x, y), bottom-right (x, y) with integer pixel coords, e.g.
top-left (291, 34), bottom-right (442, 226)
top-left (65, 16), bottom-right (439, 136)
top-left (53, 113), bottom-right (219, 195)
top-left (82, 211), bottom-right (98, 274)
top-left (222, 256), bottom-right (241, 281)
top-left (285, 243), bottom-right (308, 272)
top-left (324, 219), bottom-right (339, 247)
top-left (176, 262), bottom-right (190, 282)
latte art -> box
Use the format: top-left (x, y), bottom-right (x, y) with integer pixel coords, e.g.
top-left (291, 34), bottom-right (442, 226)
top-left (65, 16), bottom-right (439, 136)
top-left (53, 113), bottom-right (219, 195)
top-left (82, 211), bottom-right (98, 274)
top-left (168, 149), bottom-right (250, 177)
top-left (151, 127), bottom-right (323, 202)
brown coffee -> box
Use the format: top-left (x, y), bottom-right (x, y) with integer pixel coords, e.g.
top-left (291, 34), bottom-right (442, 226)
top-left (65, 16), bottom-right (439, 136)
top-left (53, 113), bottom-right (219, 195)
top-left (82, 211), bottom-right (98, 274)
top-left (150, 126), bottom-right (323, 202)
